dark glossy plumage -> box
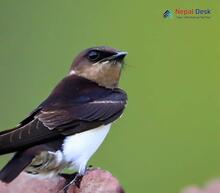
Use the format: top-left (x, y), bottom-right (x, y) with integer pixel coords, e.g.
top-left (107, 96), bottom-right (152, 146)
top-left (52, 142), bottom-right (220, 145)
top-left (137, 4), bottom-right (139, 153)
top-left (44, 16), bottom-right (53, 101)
top-left (0, 75), bottom-right (127, 155)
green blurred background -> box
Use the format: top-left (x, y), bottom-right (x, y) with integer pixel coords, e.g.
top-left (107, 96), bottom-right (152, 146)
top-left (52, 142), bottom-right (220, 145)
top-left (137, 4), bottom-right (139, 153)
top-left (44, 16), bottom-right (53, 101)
top-left (0, 1), bottom-right (219, 193)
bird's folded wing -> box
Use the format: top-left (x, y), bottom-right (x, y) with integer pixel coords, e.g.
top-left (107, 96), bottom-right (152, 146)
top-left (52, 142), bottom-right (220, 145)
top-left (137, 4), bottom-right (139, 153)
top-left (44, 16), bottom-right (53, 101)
top-left (0, 81), bottom-right (127, 155)
top-left (38, 91), bottom-right (127, 129)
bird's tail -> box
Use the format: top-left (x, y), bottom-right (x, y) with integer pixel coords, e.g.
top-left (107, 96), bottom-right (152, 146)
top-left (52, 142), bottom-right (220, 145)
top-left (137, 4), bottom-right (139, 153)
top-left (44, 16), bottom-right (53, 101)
top-left (0, 144), bottom-right (51, 183)
top-left (0, 152), bottom-right (34, 183)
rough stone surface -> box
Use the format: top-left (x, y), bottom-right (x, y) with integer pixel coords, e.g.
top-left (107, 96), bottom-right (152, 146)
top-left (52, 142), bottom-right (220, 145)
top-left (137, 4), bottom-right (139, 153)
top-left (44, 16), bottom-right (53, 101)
top-left (0, 168), bottom-right (125, 193)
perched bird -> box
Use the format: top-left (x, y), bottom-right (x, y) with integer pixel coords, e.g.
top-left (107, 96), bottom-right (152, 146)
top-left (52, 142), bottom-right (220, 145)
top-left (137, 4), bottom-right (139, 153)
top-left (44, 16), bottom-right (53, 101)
top-left (0, 46), bottom-right (128, 187)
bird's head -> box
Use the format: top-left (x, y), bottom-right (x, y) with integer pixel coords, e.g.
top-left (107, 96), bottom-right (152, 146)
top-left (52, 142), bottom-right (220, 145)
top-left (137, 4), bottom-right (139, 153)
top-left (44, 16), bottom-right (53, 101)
top-left (70, 46), bottom-right (127, 88)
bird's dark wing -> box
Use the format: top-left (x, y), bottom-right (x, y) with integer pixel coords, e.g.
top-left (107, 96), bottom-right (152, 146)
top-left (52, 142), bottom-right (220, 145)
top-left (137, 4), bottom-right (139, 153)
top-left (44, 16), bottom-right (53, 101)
top-left (0, 75), bottom-right (127, 155)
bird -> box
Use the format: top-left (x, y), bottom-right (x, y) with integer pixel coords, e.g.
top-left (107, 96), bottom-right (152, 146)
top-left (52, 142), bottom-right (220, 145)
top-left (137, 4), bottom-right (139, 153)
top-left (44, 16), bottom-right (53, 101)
top-left (0, 46), bottom-right (128, 188)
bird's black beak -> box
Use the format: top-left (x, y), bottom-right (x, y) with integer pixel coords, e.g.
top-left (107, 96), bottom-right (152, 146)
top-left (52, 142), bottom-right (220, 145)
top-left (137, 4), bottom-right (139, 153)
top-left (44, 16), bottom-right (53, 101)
top-left (109, 51), bottom-right (128, 61)
top-left (101, 51), bottom-right (128, 62)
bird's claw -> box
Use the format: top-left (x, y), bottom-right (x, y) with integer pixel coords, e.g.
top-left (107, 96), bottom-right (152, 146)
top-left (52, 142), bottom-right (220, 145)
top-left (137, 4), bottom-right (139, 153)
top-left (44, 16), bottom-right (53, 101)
top-left (58, 172), bottom-right (83, 193)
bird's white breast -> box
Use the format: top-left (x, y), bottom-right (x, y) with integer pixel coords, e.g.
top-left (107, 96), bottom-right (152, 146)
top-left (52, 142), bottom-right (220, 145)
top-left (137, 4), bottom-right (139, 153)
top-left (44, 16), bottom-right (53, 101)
top-left (62, 124), bottom-right (111, 173)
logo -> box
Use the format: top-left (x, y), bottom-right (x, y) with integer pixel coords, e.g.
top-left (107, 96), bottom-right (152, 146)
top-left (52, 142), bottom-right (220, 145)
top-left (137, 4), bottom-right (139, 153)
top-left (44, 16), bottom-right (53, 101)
top-left (163, 10), bottom-right (172, 18)
top-left (163, 8), bottom-right (212, 19)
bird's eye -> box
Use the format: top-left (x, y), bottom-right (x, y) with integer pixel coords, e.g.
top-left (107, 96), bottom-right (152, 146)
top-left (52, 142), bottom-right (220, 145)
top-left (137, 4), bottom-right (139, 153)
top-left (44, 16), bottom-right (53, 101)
top-left (87, 51), bottom-right (100, 61)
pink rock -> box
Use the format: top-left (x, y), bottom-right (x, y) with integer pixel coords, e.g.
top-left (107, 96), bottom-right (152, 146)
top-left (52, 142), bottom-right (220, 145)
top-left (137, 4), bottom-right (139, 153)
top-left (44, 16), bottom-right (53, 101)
top-left (182, 180), bottom-right (220, 193)
top-left (181, 187), bottom-right (203, 193)
top-left (0, 168), bottom-right (125, 193)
